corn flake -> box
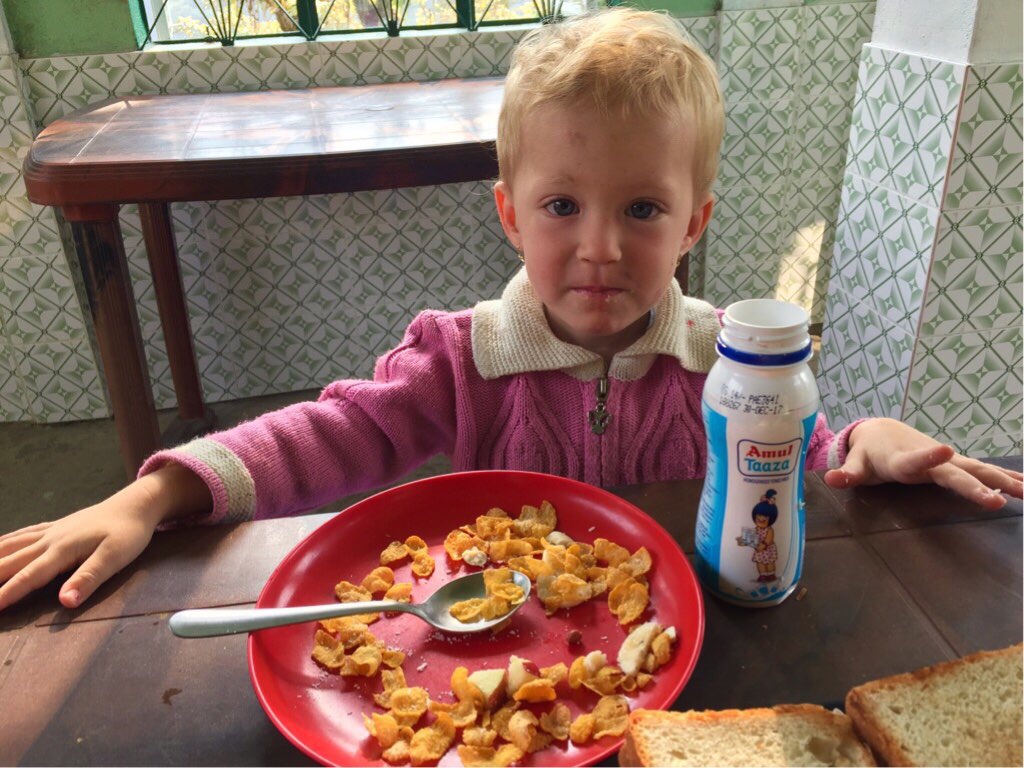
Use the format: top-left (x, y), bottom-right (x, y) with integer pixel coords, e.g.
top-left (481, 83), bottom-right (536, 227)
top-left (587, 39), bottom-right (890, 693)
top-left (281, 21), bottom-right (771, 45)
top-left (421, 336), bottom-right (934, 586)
top-left (539, 702), bottom-right (572, 741)
top-left (491, 701), bottom-right (520, 742)
top-left (594, 537), bottom-right (631, 567)
top-left (363, 712), bottom-right (401, 749)
top-left (411, 551), bottom-right (435, 578)
top-left (569, 713), bottom-right (595, 745)
top-left (512, 678), bottom-right (557, 703)
top-left (461, 727), bottom-right (497, 748)
top-left (608, 577), bottom-right (649, 625)
top-left (381, 738), bottom-right (410, 765)
top-left (457, 744), bottom-right (524, 768)
top-left (507, 710), bottom-right (540, 753)
top-left (311, 630), bottom-right (346, 672)
top-left (592, 695), bottom-right (630, 739)
top-left (444, 529), bottom-right (484, 561)
top-left (362, 566), bottom-right (395, 595)
top-left (429, 697), bottom-right (478, 728)
top-left (339, 644), bottom-right (382, 677)
top-left (389, 687), bottom-right (429, 721)
top-left (409, 712), bottom-right (455, 765)
top-left (384, 582), bottom-right (413, 603)
top-left (380, 541), bottom-right (410, 566)
top-left (404, 535), bottom-right (428, 552)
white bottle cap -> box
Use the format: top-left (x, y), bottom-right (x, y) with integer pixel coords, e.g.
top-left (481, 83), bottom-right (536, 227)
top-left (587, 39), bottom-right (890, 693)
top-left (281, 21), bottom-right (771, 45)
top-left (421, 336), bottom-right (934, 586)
top-left (719, 299), bottom-right (811, 363)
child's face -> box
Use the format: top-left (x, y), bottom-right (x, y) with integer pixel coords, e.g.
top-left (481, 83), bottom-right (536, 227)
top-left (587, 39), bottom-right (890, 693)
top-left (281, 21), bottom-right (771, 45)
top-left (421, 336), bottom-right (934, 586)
top-left (494, 101), bottom-right (713, 357)
top-left (755, 514), bottom-right (769, 528)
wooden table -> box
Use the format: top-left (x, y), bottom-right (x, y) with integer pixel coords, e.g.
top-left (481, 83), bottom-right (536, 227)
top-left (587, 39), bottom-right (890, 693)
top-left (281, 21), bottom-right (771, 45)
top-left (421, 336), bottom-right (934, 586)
top-left (22, 78), bottom-right (505, 479)
top-left (1, 461), bottom-right (1020, 765)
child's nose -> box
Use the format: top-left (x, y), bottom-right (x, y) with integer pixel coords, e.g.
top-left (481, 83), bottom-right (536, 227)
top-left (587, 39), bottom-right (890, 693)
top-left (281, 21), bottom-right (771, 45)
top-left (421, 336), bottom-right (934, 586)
top-left (577, 218), bottom-right (622, 264)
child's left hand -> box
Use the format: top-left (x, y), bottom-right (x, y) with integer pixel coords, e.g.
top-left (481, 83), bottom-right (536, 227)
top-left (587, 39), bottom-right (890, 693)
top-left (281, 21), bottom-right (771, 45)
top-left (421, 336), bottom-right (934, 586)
top-left (824, 418), bottom-right (1023, 509)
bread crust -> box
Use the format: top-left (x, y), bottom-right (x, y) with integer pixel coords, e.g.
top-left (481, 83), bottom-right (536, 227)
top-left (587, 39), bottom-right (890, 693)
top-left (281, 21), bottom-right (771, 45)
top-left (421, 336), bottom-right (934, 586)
top-left (845, 643), bottom-right (1024, 767)
top-left (621, 704), bottom-right (875, 766)
top-left (618, 731), bottom-right (641, 767)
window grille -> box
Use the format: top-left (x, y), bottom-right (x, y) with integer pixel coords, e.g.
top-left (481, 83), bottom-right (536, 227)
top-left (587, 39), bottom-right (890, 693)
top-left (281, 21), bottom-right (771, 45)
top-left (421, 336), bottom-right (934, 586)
top-left (138, 0), bottom-right (586, 44)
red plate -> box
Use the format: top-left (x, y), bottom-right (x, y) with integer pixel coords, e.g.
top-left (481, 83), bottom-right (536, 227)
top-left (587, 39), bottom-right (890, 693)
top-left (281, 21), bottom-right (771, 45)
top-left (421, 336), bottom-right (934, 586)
top-left (248, 470), bottom-right (704, 766)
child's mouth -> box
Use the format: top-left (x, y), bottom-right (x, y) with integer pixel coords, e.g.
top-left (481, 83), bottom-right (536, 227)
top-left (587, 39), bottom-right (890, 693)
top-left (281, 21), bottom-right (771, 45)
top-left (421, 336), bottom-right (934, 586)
top-left (572, 286), bottom-right (624, 297)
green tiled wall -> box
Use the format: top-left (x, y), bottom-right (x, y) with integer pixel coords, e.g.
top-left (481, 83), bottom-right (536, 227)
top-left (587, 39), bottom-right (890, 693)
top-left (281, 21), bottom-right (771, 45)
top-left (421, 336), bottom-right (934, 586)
top-left (2, 4), bottom-right (878, 427)
top-left (704, 1), bottom-right (874, 321)
top-left (818, 46), bottom-right (1023, 457)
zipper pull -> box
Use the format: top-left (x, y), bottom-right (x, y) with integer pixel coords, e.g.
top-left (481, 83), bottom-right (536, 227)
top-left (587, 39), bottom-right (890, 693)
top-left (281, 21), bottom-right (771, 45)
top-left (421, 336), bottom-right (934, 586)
top-left (588, 376), bottom-right (610, 435)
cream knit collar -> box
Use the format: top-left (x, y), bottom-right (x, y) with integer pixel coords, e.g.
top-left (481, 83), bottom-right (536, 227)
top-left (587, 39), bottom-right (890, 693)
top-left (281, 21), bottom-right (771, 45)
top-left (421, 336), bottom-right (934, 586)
top-left (471, 268), bottom-right (721, 382)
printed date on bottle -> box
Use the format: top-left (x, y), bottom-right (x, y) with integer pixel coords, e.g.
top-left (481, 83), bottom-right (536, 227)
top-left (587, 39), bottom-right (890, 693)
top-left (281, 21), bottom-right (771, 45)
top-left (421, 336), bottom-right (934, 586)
top-left (717, 386), bottom-right (785, 415)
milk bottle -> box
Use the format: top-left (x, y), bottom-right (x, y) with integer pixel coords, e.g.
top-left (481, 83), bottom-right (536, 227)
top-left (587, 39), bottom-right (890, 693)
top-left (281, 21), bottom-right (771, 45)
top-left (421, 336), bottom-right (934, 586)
top-left (694, 299), bottom-right (819, 607)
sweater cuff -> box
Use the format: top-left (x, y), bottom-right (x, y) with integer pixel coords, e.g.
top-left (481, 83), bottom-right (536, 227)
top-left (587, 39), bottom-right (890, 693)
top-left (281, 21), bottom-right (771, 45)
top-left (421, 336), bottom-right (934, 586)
top-left (138, 438), bottom-right (256, 527)
top-left (827, 418), bottom-right (868, 470)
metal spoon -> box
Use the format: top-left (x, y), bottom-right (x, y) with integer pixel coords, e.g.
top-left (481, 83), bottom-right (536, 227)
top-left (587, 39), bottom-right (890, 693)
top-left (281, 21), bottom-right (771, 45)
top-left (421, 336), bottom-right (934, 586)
top-left (169, 570), bottom-right (531, 638)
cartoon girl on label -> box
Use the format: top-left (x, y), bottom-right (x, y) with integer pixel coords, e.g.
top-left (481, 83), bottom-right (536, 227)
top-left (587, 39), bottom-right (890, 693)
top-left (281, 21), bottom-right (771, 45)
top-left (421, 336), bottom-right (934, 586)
top-left (750, 489), bottom-right (778, 582)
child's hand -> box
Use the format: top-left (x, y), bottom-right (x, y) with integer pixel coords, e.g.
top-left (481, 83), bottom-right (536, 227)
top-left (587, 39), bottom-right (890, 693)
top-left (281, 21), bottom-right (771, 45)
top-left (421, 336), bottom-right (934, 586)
top-left (824, 418), bottom-right (1024, 509)
top-left (0, 464), bottom-right (211, 611)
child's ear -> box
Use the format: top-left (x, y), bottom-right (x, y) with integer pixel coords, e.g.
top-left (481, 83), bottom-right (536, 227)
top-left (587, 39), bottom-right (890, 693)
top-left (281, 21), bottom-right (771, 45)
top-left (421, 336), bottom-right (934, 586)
top-left (681, 193), bottom-right (714, 254)
top-left (494, 181), bottom-right (521, 248)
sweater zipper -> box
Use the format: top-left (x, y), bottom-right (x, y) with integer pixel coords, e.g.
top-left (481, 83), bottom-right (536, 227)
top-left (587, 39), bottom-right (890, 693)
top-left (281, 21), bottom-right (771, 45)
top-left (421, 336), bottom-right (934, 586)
top-left (588, 375), bottom-right (610, 435)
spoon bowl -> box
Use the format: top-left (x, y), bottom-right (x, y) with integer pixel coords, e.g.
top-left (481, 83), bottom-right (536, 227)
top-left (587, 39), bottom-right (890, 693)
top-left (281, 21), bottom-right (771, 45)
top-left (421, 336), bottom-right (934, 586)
top-left (169, 569), bottom-right (531, 638)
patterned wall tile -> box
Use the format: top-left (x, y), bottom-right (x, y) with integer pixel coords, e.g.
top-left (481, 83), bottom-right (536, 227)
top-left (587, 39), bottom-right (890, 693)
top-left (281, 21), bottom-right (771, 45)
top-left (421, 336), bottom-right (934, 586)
top-left (958, 431), bottom-right (1023, 460)
top-left (846, 44), bottom-right (965, 209)
top-left (12, 339), bottom-right (109, 422)
top-left (706, 179), bottom-right (790, 262)
top-left (830, 172), bottom-right (937, 335)
top-left (0, 54), bottom-right (33, 155)
top-left (0, 252), bottom-right (87, 345)
top-left (817, 290), bottom-right (854, 429)
top-left (919, 205), bottom-right (1022, 338)
top-left (0, 340), bottom-right (30, 420)
top-left (904, 325), bottom-right (1023, 450)
top-left (687, 234), bottom-right (707, 298)
top-left (115, 182), bottom-right (515, 410)
top-left (789, 88), bottom-right (853, 181)
top-left (945, 61), bottom-right (1023, 211)
top-left (718, 97), bottom-right (793, 188)
top-left (816, 286), bottom-right (914, 423)
top-left (21, 29), bottom-right (524, 128)
top-left (718, 7), bottom-right (801, 105)
top-left (704, 253), bottom-right (783, 308)
top-left (681, 15), bottom-right (718, 60)
top-left (798, 2), bottom-right (873, 99)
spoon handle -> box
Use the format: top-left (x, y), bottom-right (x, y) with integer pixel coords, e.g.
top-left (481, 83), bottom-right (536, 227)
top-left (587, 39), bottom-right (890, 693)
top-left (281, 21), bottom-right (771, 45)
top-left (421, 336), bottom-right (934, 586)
top-left (169, 600), bottom-right (421, 638)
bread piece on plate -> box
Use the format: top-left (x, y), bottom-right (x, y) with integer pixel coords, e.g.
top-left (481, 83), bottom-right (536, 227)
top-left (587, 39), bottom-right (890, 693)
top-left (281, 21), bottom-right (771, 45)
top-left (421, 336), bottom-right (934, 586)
top-left (845, 643), bottom-right (1023, 767)
top-left (618, 705), bottom-right (875, 766)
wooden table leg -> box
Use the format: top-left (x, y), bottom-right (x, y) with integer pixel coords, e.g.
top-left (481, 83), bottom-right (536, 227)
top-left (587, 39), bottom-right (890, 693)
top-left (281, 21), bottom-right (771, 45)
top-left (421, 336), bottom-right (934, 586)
top-left (138, 202), bottom-right (217, 445)
top-left (65, 204), bottom-right (159, 480)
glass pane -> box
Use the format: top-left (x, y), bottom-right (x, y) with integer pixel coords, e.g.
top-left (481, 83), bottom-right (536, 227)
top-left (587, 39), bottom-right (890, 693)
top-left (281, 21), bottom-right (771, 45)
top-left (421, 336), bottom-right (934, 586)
top-left (479, 0), bottom-right (584, 24)
top-left (316, 0), bottom-right (456, 32)
top-left (142, 0), bottom-right (303, 42)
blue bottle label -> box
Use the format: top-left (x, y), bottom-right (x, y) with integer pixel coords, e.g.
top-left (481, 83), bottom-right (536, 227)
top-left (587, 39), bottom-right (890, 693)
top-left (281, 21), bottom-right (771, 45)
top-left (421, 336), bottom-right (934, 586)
top-left (695, 403), bottom-right (818, 606)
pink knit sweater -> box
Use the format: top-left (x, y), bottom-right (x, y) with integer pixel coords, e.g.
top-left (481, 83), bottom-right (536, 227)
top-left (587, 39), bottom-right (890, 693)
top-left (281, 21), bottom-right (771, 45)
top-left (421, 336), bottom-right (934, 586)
top-left (139, 271), bottom-right (855, 524)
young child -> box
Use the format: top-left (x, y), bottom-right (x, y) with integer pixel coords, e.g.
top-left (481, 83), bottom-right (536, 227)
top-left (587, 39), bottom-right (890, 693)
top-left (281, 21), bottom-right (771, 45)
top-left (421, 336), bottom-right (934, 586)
top-left (0, 8), bottom-right (1019, 612)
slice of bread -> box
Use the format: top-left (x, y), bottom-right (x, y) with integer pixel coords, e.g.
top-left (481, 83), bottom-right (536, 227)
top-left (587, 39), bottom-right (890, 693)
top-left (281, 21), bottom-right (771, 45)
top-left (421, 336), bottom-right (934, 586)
top-left (845, 643), bottom-right (1023, 767)
top-left (618, 704), bottom-right (876, 766)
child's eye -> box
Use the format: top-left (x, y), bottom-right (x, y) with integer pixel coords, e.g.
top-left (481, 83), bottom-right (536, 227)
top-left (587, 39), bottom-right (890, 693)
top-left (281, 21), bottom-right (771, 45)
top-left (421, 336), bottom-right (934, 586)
top-left (546, 199), bottom-right (578, 217)
top-left (628, 201), bottom-right (659, 219)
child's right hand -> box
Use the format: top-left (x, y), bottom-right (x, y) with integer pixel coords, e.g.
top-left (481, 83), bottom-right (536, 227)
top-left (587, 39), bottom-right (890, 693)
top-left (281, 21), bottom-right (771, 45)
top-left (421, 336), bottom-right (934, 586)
top-left (0, 463), bottom-right (211, 611)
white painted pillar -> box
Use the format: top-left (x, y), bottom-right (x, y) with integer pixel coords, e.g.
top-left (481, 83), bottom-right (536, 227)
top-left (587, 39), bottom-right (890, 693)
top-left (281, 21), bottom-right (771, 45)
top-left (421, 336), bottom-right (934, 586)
top-left (818, 0), bottom-right (1023, 456)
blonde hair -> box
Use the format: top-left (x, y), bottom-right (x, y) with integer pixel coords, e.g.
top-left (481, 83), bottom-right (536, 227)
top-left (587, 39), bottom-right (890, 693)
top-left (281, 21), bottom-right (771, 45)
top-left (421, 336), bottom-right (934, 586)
top-left (497, 7), bottom-right (724, 196)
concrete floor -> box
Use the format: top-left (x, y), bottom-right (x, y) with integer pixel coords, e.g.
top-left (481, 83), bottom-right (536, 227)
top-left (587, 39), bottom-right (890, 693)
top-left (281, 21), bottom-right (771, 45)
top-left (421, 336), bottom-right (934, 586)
top-left (0, 389), bottom-right (450, 536)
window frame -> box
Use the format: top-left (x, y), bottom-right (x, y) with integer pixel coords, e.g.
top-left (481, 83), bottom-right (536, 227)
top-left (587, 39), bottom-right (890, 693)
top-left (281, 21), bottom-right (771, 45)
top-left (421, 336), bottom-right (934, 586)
top-left (134, 0), bottom-right (569, 46)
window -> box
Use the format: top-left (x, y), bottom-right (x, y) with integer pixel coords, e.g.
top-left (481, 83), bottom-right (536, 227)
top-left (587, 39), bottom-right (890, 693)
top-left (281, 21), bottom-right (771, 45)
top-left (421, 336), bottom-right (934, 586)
top-left (138, 0), bottom-right (588, 44)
